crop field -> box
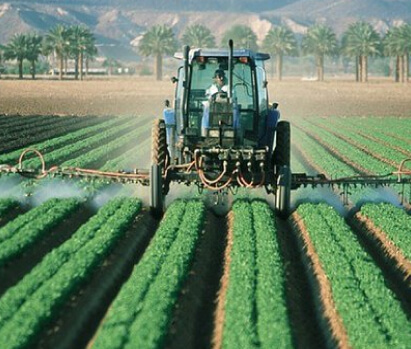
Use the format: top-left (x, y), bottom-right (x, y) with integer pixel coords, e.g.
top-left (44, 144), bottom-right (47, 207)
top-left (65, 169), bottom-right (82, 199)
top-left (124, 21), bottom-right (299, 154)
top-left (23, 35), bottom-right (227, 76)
top-left (0, 79), bottom-right (411, 349)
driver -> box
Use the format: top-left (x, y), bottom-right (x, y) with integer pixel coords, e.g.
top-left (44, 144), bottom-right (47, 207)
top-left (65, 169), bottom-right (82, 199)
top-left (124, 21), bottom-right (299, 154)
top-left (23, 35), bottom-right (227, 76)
top-left (205, 69), bottom-right (228, 98)
top-left (202, 69), bottom-right (228, 136)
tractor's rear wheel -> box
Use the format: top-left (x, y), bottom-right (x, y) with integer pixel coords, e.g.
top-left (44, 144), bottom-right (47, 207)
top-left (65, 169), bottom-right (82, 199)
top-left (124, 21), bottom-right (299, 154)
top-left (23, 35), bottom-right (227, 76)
top-left (273, 121), bottom-right (291, 218)
top-left (273, 121), bottom-right (290, 173)
top-left (275, 166), bottom-right (291, 218)
top-left (150, 119), bottom-right (168, 217)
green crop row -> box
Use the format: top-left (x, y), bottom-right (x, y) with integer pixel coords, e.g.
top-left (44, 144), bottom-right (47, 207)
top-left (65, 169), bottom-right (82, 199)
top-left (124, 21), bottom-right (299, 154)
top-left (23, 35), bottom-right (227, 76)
top-left (86, 138), bottom-right (151, 194)
top-left (3, 116), bottom-right (82, 143)
top-left (325, 117), bottom-right (411, 156)
top-left (0, 199), bottom-right (18, 218)
top-left (294, 121), bottom-right (409, 203)
top-left (292, 126), bottom-right (355, 177)
top-left (1, 115), bottom-right (60, 135)
top-left (223, 200), bottom-right (292, 349)
top-left (309, 118), bottom-right (409, 164)
top-left (0, 116), bottom-right (119, 164)
top-left (0, 197), bottom-right (141, 349)
top-left (360, 203), bottom-right (411, 261)
top-left (22, 117), bottom-right (142, 169)
top-left (62, 122), bottom-right (151, 168)
top-left (0, 198), bottom-right (80, 266)
top-left (296, 203), bottom-right (411, 348)
top-left (92, 200), bottom-right (205, 349)
top-left (342, 117), bottom-right (411, 144)
top-left (291, 151), bottom-right (310, 174)
top-left (101, 137), bottom-right (151, 171)
top-left (297, 120), bottom-right (393, 174)
top-left (0, 115), bottom-right (49, 129)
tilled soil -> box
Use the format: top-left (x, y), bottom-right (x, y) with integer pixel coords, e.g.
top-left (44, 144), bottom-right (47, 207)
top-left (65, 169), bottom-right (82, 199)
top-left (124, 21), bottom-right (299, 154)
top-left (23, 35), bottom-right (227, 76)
top-left (0, 77), bottom-right (410, 118)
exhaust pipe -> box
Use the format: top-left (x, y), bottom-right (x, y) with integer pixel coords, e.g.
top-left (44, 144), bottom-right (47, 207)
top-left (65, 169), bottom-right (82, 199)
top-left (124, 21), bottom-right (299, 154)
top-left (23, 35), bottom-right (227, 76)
top-left (182, 45), bottom-right (190, 129)
top-left (228, 39), bottom-right (233, 102)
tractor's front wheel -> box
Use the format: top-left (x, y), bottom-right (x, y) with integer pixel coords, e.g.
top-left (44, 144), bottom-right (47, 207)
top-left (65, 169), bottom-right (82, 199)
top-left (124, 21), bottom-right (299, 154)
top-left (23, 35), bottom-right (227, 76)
top-left (150, 119), bottom-right (168, 217)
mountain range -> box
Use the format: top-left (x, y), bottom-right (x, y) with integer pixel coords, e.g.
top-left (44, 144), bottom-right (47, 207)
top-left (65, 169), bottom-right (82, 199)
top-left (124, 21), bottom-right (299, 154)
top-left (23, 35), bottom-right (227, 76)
top-left (1, 0), bottom-right (410, 61)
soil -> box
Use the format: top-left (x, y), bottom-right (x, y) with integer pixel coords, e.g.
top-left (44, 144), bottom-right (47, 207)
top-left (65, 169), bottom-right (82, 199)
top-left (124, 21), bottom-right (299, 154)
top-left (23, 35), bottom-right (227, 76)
top-left (0, 77), bottom-right (410, 118)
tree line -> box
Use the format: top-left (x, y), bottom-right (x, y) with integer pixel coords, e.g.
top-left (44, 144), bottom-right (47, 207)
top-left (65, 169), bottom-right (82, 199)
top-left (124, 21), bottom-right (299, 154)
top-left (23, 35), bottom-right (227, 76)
top-left (140, 22), bottom-right (411, 82)
top-left (1, 21), bottom-right (410, 82)
top-left (0, 25), bottom-right (96, 80)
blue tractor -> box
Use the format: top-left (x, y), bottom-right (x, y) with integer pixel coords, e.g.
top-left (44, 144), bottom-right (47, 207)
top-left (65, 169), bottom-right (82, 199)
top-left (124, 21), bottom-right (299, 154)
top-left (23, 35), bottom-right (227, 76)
top-left (150, 41), bottom-right (291, 217)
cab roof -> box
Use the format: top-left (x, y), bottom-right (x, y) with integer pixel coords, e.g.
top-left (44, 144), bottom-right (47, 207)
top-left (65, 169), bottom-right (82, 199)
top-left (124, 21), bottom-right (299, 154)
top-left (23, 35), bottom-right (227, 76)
top-left (174, 48), bottom-right (270, 63)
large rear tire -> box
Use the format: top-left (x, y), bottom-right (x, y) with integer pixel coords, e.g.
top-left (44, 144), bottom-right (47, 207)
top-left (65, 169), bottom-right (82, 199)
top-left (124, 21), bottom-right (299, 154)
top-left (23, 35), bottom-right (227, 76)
top-left (150, 119), bottom-right (168, 217)
top-left (275, 165), bottom-right (291, 218)
top-left (273, 121), bottom-right (290, 173)
top-left (273, 121), bottom-right (291, 218)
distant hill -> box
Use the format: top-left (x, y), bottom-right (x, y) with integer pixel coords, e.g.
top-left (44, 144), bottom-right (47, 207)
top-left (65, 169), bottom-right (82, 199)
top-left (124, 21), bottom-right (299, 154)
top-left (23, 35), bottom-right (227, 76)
top-left (1, 0), bottom-right (410, 62)
top-left (4, 0), bottom-right (298, 12)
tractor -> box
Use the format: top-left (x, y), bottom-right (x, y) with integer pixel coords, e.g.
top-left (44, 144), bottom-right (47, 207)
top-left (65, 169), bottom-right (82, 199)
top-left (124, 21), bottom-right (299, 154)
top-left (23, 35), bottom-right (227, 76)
top-left (150, 40), bottom-right (292, 217)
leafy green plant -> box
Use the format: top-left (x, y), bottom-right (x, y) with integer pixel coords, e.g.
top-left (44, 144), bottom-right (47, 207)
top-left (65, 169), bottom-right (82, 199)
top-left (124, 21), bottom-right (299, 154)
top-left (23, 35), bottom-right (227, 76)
top-left (0, 197), bottom-right (141, 349)
top-left (296, 203), bottom-right (411, 347)
top-left (360, 203), bottom-right (411, 260)
top-left (0, 198), bottom-right (80, 266)
top-left (0, 199), bottom-right (18, 218)
top-left (92, 200), bottom-right (205, 349)
top-left (223, 200), bottom-right (292, 349)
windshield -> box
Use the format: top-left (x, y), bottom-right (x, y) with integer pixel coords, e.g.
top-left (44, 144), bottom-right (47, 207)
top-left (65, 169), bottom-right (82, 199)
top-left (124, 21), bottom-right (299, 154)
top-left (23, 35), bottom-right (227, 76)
top-left (187, 57), bottom-right (256, 139)
top-left (190, 57), bottom-right (254, 108)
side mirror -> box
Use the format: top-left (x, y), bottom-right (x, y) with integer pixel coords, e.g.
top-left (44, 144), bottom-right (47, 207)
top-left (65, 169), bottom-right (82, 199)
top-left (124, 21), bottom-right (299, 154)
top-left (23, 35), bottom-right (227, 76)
top-left (263, 80), bottom-right (268, 88)
top-left (171, 76), bottom-right (178, 84)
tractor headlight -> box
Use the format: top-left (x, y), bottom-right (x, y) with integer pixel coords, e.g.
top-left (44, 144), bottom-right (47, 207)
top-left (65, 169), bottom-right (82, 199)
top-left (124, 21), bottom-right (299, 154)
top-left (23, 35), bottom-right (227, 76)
top-left (209, 129), bottom-right (220, 138)
top-left (224, 130), bottom-right (235, 138)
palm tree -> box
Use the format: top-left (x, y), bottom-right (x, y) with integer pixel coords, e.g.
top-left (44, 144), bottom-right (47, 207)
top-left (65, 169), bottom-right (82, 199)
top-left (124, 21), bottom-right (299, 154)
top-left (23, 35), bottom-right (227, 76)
top-left (139, 25), bottom-right (178, 81)
top-left (182, 24), bottom-right (216, 48)
top-left (45, 25), bottom-right (70, 80)
top-left (26, 34), bottom-right (43, 79)
top-left (68, 26), bottom-right (95, 80)
top-left (102, 57), bottom-right (121, 76)
top-left (262, 26), bottom-right (297, 80)
top-left (221, 25), bottom-right (258, 51)
top-left (384, 24), bottom-right (411, 83)
top-left (0, 46), bottom-right (4, 79)
top-left (342, 21), bottom-right (381, 82)
top-left (84, 44), bottom-right (98, 77)
top-left (3, 34), bottom-right (28, 79)
top-left (302, 24), bottom-right (338, 81)
top-left (384, 27), bottom-right (402, 82)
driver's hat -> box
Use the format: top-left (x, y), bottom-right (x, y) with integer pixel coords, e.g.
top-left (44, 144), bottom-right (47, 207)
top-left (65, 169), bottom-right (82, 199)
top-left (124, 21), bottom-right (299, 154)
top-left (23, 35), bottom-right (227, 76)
top-left (214, 69), bottom-right (225, 79)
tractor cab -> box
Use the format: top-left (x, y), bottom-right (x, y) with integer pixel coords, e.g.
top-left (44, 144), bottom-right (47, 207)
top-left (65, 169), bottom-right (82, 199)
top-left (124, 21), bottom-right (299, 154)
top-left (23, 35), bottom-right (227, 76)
top-left (172, 47), bottom-right (271, 155)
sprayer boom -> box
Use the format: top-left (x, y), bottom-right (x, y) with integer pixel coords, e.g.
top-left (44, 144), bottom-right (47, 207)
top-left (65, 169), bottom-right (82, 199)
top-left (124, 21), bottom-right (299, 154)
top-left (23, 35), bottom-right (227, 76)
top-left (1, 149), bottom-right (410, 208)
top-left (292, 159), bottom-right (411, 205)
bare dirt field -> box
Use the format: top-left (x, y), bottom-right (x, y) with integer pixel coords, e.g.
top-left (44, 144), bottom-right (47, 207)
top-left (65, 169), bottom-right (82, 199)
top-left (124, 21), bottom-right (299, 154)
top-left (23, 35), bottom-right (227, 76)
top-left (0, 76), bottom-right (410, 118)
